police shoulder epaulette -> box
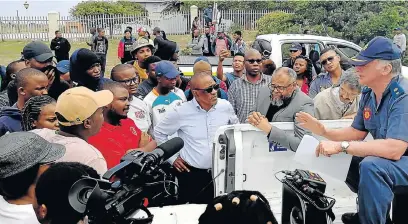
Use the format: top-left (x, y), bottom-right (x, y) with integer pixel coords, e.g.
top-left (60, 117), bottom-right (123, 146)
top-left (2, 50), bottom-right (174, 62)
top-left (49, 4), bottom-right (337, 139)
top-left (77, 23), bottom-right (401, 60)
top-left (390, 81), bottom-right (405, 98)
top-left (361, 86), bottom-right (372, 94)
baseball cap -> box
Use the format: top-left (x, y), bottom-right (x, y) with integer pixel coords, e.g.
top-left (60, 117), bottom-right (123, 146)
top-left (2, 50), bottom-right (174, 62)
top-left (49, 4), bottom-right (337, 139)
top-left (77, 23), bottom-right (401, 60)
top-left (22, 41), bottom-right (54, 62)
top-left (349, 36), bottom-right (401, 66)
top-left (0, 132), bottom-right (66, 178)
top-left (137, 27), bottom-right (147, 33)
top-left (394, 27), bottom-right (402, 31)
top-left (131, 38), bottom-right (154, 54)
top-left (56, 60), bottom-right (70, 74)
top-left (56, 87), bottom-right (113, 126)
top-left (290, 42), bottom-right (302, 51)
top-left (194, 56), bottom-right (210, 64)
top-left (155, 61), bottom-right (181, 79)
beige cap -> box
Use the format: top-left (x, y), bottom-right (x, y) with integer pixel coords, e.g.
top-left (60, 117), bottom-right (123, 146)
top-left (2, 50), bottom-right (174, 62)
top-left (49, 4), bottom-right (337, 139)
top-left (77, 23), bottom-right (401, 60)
top-left (56, 87), bottom-right (113, 126)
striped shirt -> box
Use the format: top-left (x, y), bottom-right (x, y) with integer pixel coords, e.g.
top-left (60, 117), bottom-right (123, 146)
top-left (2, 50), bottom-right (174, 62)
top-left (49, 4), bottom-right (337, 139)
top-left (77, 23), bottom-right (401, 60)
top-left (228, 74), bottom-right (272, 123)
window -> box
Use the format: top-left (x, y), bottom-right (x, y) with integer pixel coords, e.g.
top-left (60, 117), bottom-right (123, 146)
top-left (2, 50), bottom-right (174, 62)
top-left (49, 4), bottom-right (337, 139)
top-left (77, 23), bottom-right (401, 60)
top-left (328, 44), bottom-right (359, 58)
top-left (281, 42), bottom-right (323, 62)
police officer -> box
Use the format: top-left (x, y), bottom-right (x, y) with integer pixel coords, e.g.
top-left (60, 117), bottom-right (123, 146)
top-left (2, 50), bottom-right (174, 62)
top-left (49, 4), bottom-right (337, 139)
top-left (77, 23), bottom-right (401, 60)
top-left (295, 36), bottom-right (408, 224)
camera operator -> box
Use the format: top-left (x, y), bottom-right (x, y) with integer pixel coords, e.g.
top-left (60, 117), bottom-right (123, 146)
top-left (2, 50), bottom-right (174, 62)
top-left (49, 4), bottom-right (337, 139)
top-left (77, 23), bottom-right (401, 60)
top-left (33, 162), bottom-right (99, 224)
top-left (154, 71), bottom-right (238, 204)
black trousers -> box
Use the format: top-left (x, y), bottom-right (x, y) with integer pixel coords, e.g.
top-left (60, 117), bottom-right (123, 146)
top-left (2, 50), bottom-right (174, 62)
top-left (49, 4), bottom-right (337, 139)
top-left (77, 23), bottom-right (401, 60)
top-left (175, 165), bottom-right (214, 204)
top-left (97, 54), bottom-right (107, 78)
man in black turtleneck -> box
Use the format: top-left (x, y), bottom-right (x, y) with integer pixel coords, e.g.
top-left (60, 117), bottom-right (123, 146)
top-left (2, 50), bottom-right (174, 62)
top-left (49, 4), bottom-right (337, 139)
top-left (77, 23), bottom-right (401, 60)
top-left (135, 56), bottom-right (162, 100)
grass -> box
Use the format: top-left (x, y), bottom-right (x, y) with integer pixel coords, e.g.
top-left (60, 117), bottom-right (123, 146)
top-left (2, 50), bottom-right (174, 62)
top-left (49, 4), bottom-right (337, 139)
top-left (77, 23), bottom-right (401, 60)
top-left (0, 31), bottom-right (258, 76)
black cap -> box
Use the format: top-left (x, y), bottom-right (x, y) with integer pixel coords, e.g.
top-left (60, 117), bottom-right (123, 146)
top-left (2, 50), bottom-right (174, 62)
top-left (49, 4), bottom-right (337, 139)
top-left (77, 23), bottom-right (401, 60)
top-left (290, 42), bottom-right (303, 51)
top-left (22, 41), bottom-right (54, 62)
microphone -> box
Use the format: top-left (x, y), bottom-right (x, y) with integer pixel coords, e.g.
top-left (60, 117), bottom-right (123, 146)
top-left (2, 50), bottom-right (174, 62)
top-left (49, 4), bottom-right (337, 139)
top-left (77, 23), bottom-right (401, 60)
top-left (142, 137), bottom-right (184, 166)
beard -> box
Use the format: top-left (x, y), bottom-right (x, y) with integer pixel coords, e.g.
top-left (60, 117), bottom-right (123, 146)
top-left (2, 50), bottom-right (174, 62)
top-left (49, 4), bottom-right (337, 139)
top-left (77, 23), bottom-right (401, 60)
top-left (270, 95), bottom-right (291, 107)
top-left (107, 109), bottom-right (127, 125)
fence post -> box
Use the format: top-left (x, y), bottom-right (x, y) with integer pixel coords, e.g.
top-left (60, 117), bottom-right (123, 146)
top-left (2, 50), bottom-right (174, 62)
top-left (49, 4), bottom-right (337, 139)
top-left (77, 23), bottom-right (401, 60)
top-left (48, 11), bottom-right (59, 42)
top-left (190, 5), bottom-right (198, 30)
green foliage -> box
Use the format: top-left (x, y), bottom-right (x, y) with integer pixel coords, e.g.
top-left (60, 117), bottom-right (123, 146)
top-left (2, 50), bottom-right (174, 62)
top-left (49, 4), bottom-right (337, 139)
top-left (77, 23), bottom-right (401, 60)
top-left (257, 12), bottom-right (297, 35)
top-left (70, 1), bottom-right (147, 16)
top-left (256, 1), bottom-right (408, 45)
top-left (180, 0), bottom-right (277, 10)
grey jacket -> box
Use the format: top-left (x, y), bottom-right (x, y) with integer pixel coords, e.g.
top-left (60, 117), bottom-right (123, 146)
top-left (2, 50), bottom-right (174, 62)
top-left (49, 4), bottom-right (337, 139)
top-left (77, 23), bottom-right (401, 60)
top-left (252, 87), bottom-right (314, 152)
top-left (188, 36), bottom-right (205, 55)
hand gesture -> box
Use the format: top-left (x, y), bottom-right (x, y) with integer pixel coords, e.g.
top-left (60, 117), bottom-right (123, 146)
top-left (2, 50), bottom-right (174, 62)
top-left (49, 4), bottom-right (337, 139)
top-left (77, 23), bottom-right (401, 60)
top-left (295, 112), bottom-right (326, 136)
top-left (173, 156), bottom-right (190, 173)
top-left (316, 140), bottom-right (341, 157)
top-left (247, 112), bottom-right (272, 134)
top-left (219, 49), bottom-right (229, 62)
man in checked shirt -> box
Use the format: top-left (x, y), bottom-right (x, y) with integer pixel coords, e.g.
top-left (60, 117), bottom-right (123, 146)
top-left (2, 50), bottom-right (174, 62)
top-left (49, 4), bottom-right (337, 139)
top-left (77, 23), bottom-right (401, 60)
top-left (228, 49), bottom-right (272, 123)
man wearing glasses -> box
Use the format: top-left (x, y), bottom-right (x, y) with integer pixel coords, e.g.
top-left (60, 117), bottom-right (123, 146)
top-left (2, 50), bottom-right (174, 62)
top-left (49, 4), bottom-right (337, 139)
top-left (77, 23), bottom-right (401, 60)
top-left (309, 48), bottom-right (344, 98)
top-left (228, 49), bottom-right (272, 123)
top-left (110, 64), bottom-right (152, 134)
top-left (247, 67), bottom-right (314, 152)
top-left (154, 71), bottom-right (238, 204)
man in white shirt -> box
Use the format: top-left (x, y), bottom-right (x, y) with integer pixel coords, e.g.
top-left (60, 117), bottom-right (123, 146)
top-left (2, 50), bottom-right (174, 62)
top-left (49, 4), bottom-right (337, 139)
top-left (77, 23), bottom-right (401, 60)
top-left (144, 61), bottom-right (186, 130)
top-left (31, 87), bottom-right (113, 175)
top-left (0, 132), bottom-right (65, 224)
top-left (393, 27), bottom-right (406, 58)
top-left (111, 64), bottom-right (152, 133)
top-left (154, 71), bottom-right (239, 204)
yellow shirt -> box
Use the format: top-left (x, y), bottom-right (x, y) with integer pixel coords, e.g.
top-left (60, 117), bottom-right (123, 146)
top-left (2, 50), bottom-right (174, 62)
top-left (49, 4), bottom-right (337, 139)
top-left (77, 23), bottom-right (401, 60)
top-left (133, 61), bottom-right (148, 81)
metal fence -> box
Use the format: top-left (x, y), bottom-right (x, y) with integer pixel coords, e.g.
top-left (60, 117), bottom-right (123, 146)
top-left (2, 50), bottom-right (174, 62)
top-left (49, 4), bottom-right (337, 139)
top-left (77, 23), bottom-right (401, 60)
top-left (0, 15), bottom-right (48, 41)
top-left (0, 9), bottom-right (288, 41)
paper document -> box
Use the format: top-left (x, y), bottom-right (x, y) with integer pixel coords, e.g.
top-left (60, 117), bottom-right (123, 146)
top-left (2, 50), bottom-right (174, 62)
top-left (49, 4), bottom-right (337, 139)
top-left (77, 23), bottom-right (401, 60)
top-left (294, 135), bottom-right (352, 182)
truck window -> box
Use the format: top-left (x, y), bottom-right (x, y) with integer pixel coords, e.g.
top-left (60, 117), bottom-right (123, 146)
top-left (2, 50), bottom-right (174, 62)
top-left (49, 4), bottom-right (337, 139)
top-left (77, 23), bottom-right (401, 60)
top-left (281, 42), bottom-right (322, 63)
top-left (328, 44), bottom-right (359, 58)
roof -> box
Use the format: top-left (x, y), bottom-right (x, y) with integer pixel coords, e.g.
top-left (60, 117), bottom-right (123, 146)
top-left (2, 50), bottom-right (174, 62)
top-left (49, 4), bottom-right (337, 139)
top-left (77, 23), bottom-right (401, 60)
top-left (256, 34), bottom-right (361, 49)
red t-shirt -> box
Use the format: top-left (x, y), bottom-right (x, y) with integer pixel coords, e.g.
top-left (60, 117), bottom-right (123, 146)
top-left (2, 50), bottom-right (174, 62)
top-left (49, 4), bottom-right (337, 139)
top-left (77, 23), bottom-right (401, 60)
top-left (88, 118), bottom-right (141, 169)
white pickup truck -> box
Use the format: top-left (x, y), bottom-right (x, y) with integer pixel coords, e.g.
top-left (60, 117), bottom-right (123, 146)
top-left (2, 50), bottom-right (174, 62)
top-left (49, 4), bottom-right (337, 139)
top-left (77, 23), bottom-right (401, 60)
top-left (178, 34), bottom-right (408, 77)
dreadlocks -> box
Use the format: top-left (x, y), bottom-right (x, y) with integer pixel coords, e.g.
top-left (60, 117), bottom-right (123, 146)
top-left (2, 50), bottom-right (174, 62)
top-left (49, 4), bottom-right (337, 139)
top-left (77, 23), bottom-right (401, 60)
top-left (21, 95), bottom-right (56, 131)
top-left (294, 55), bottom-right (313, 86)
top-left (198, 190), bottom-right (278, 224)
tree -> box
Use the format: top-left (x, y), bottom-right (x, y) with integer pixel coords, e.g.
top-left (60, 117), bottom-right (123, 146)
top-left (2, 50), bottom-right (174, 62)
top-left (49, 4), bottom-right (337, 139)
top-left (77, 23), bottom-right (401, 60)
top-left (257, 12), bottom-right (297, 35)
top-left (70, 1), bottom-right (146, 16)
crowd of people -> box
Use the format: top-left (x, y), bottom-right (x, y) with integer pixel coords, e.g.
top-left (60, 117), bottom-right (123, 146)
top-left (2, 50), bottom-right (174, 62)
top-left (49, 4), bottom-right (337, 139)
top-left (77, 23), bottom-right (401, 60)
top-left (0, 22), bottom-right (407, 224)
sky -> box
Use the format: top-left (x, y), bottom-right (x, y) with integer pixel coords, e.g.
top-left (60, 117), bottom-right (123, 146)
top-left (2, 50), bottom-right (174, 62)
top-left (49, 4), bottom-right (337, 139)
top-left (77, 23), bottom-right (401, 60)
top-left (1, 0), bottom-right (81, 17)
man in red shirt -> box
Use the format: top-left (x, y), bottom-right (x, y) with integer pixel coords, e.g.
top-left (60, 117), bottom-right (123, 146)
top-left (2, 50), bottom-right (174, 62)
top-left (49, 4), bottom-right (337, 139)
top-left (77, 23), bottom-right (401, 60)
top-left (89, 82), bottom-right (157, 168)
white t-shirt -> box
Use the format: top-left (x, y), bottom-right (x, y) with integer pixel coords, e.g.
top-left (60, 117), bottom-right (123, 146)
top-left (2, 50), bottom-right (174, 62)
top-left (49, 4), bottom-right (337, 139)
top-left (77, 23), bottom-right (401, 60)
top-left (128, 96), bottom-right (152, 133)
top-left (0, 196), bottom-right (39, 224)
top-left (143, 88), bottom-right (185, 128)
top-left (30, 129), bottom-right (108, 175)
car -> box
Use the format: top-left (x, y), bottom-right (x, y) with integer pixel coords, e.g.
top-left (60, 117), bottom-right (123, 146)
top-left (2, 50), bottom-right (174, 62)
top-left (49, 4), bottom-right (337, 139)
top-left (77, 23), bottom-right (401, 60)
top-left (177, 34), bottom-right (408, 77)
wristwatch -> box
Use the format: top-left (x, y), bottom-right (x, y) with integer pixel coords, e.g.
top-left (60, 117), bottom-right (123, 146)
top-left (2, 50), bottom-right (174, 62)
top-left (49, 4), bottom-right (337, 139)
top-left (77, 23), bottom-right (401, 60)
top-left (341, 141), bottom-right (350, 154)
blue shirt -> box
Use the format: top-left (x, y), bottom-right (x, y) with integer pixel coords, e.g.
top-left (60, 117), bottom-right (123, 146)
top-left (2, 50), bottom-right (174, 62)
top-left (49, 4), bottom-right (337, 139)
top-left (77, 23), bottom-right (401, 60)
top-left (154, 98), bottom-right (239, 169)
top-left (225, 72), bottom-right (240, 88)
top-left (352, 75), bottom-right (408, 143)
top-left (309, 71), bottom-right (344, 98)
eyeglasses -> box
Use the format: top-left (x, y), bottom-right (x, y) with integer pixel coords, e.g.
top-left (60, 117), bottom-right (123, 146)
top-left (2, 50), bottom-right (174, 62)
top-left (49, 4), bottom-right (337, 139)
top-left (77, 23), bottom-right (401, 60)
top-left (321, 56), bottom-right (336, 66)
top-left (290, 50), bottom-right (299, 53)
top-left (117, 76), bottom-right (139, 85)
top-left (268, 82), bottom-right (295, 92)
top-left (246, 59), bottom-right (262, 64)
top-left (194, 84), bottom-right (220, 93)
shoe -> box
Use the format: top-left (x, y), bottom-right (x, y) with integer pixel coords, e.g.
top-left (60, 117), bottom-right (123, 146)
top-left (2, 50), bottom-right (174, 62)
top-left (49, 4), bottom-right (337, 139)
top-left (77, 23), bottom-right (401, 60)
top-left (341, 213), bottom-right (360, 224)
top-left (341, 212), bottom-right (393, 224)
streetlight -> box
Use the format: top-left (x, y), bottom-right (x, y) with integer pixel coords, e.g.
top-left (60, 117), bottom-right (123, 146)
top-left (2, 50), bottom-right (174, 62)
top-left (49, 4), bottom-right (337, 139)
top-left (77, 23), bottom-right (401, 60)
top-left (23, 1), bottom-right (29, 37)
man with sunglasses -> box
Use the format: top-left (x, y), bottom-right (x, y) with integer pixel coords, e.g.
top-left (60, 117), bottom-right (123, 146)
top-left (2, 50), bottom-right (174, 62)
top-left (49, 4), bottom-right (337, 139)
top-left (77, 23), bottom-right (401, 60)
top-left (282, 42), bottom-right (303, 69)
top-left (309, 48), bottom-right (344, 98)
top-left (143, 61), bottom-right (186, 130)
top-left (111, 64), bottom-right (152, 133)
top-left (228, 49), bottom-right (272, 123)
top-left (154, 71), bottom-right (238, 204)
top-left (247, 67), bottom-right (313, 152)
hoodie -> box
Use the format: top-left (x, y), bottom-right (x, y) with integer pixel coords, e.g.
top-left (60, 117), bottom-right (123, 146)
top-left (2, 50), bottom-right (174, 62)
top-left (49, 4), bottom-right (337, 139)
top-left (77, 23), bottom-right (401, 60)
top-left (0, 106), bottom-right (21, 137)
top-left (70, 48), bottom-right (110, 91)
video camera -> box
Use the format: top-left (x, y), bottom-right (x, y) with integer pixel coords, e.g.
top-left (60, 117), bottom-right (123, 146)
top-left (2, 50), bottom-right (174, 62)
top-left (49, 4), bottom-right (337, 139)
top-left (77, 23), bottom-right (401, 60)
top-left (68, 137), bottom-right (184, 224)
top-left (279, 169), bottom-right (336, 224)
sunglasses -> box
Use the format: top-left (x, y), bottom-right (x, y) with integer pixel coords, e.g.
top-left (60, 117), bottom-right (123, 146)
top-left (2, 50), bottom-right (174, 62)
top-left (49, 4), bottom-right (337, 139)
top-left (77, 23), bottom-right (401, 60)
top-left (117, 76), bottom-right (139, 85)
top-left (194, 84), bottom-right (220, 93)
top-left (246, 59), bottom-right (262, 64)
top-left (321, 56), bottom-right (335, 66)
top-left (290, 50), bottom-right (299, 53)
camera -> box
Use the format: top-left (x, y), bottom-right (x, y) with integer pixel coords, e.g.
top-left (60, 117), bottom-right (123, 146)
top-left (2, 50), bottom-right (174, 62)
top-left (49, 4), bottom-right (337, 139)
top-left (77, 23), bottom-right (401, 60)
top-left (68, 137), bottom-right (184, 224)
